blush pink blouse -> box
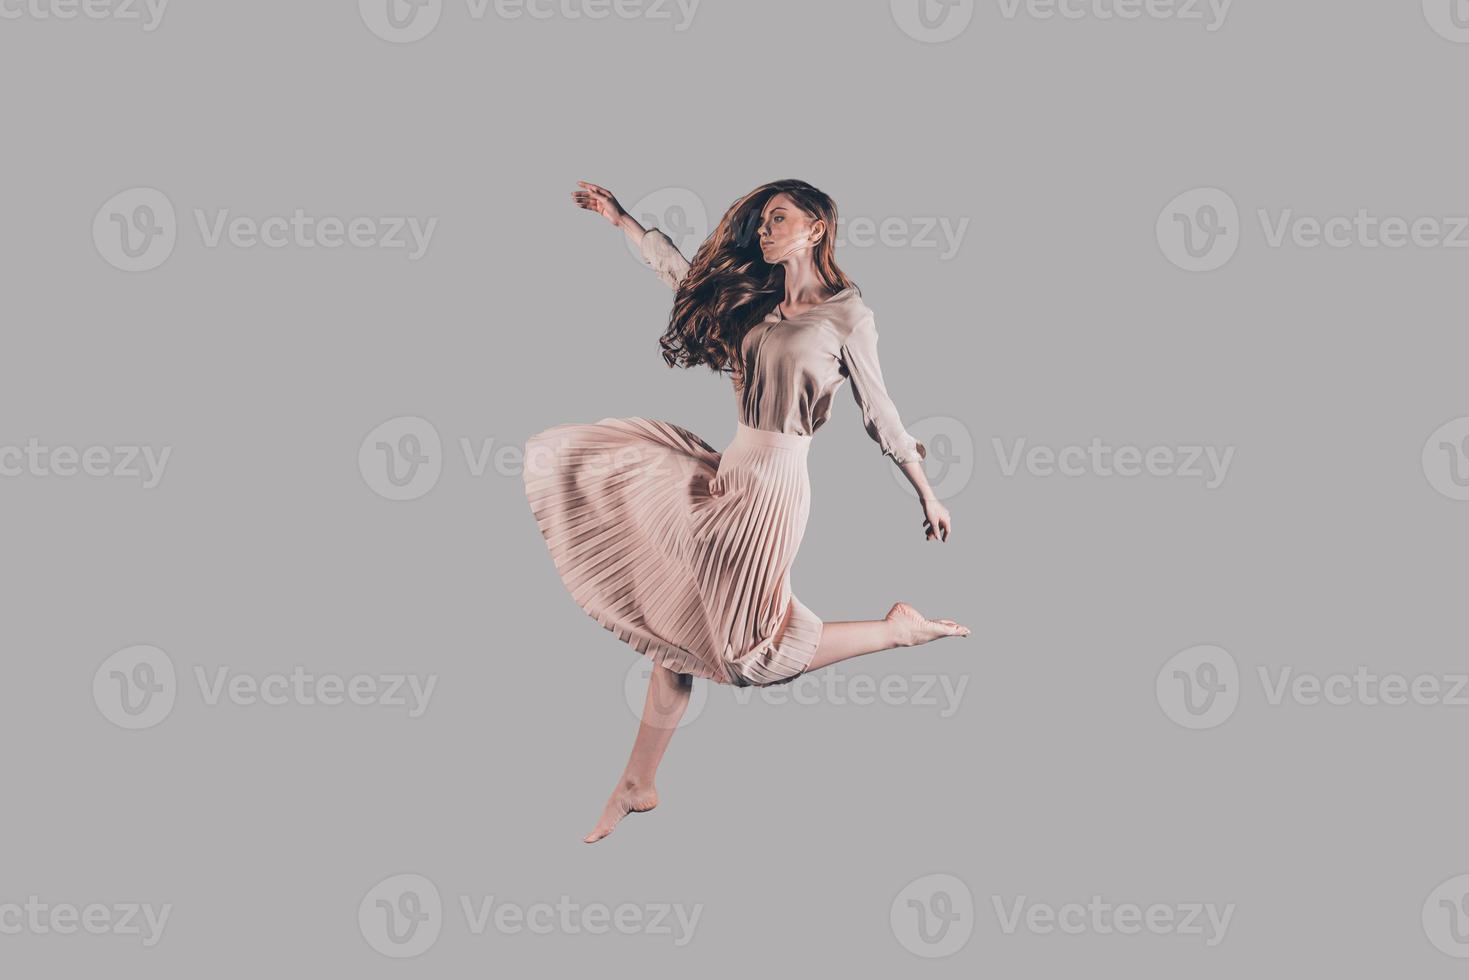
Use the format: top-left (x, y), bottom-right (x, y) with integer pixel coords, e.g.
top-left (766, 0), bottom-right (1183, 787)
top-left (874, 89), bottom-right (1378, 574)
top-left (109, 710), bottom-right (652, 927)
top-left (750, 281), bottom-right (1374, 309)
top-left (639, 227), bottom-right (925, 465)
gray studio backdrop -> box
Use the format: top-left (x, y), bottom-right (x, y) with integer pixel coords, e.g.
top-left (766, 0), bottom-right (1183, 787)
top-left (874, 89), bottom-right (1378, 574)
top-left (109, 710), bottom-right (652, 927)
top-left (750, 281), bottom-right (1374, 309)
top-left (3, 0), bottom-right (1468, 975)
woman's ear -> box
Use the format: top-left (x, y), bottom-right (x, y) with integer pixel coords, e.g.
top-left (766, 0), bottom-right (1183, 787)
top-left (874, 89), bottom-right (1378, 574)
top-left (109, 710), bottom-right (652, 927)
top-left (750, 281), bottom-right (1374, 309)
top-left (809, 218), bottom-right (826, 246)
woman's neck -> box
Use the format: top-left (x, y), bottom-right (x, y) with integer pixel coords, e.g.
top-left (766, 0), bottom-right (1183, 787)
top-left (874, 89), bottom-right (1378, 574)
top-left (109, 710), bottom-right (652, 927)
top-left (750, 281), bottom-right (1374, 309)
top-left (778, 259), bottom-right (831, 310)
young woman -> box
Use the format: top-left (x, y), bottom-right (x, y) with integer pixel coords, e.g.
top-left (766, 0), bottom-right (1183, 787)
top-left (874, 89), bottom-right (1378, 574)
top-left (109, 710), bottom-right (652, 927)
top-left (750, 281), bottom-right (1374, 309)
top-left (524, 178), bottom-right (970, 843)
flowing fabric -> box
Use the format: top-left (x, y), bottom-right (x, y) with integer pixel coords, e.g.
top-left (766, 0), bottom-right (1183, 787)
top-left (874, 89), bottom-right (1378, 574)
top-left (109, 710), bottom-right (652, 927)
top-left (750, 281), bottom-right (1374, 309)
top-left (523, 417), bottom-right (821, 686)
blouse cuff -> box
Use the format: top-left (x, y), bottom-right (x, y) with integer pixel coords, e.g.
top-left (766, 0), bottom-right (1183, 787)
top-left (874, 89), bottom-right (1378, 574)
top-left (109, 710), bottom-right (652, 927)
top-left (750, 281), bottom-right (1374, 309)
top-left (885, 435), bottom-right (925, 466)
top-left (639, 228), bottom-right (688, 289)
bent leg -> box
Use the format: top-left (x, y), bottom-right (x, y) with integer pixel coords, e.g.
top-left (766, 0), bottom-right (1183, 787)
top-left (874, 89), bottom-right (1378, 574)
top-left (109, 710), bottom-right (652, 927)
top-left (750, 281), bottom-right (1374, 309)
top-left (585, 662), bottom-right (691, 843)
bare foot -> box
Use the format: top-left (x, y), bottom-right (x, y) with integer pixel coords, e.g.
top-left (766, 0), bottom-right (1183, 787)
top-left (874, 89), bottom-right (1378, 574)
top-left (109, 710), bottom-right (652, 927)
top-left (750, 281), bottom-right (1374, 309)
top-left (583, 778), bottom-right (659, 844)
top-left (885, 601), bottom-right (970, 647)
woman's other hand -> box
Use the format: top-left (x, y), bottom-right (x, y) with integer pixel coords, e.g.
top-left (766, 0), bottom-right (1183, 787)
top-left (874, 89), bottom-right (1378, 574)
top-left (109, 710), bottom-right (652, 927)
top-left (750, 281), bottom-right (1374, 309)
top-left (921, 496), bottom-right (952, 542)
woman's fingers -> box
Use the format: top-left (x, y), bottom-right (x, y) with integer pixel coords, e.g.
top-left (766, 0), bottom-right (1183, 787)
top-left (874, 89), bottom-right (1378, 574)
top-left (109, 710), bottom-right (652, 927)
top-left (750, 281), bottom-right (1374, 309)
top-left (571, 191), bottom-right (613, 219)
top-left (922, 516), bottom-right (952, 541)
top-left (573, 184), bottom-right (607, 207)
top-left (578, 181), bottom-right (614, 204)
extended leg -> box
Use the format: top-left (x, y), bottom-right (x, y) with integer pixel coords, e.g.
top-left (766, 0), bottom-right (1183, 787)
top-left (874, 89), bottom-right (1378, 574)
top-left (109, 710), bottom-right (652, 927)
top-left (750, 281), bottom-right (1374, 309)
top-left (804, 602), bottom-right (969, 674)
top-left (584, 662), bottom-right (692, 844)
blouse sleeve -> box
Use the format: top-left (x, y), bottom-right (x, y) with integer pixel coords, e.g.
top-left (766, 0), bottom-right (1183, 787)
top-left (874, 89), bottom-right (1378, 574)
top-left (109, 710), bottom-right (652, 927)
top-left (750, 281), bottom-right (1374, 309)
top-left (638, 228), bottom-right (692, 291)
top-left (838, 307), bottom-right (925, 465)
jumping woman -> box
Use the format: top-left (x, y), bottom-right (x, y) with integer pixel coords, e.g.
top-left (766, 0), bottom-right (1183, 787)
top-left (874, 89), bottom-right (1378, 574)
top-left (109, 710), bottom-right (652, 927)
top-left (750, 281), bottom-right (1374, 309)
top-left (523, 178), bottom-right (970, 843)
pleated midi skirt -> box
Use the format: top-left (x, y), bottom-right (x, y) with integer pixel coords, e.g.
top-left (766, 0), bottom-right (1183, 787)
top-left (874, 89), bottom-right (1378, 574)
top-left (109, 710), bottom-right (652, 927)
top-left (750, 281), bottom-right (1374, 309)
top-left (522, 417), bottom-right (823, 687)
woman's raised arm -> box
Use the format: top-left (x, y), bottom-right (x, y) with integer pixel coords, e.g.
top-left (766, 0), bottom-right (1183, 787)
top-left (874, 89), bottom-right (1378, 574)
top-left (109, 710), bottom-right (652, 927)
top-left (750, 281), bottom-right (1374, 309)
top-left (635, 225), bottom-right (691, 291)
top-left (571, 180), bottom-right (690, 291)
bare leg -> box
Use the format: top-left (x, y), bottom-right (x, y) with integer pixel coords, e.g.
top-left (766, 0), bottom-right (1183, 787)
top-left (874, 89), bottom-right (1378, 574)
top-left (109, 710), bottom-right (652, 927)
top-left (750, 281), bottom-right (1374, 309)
top-left (584, 662), bottom-right (692, 844)
top-left (805, 602), bottom-right (969, 674)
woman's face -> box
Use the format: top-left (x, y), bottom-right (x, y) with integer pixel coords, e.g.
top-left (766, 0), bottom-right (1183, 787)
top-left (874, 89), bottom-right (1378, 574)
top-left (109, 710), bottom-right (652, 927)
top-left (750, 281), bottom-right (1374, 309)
top-left (757, 193), bottom-right (824, 263)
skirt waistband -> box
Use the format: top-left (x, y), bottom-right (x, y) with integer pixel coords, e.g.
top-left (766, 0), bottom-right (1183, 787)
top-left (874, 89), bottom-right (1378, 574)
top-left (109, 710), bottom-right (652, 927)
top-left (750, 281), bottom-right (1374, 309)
top-left (731, 421), bottom-right (812, 453)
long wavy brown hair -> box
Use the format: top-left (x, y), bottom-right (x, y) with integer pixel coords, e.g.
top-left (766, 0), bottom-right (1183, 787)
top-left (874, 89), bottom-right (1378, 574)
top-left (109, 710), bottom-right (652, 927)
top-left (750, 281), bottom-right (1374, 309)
top-left (657, 179), bottom-right (857, 391)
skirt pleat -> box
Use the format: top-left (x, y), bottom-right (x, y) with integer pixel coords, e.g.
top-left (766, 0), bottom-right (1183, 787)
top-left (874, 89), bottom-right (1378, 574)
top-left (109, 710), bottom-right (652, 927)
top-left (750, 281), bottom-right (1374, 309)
top-left (523, 417), bottom-right (822, 687)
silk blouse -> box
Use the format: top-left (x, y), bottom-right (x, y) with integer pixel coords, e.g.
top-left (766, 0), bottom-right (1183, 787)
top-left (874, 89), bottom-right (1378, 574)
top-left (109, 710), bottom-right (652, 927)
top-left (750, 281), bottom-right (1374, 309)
top-left (639, 227), bottom-right (925, 465)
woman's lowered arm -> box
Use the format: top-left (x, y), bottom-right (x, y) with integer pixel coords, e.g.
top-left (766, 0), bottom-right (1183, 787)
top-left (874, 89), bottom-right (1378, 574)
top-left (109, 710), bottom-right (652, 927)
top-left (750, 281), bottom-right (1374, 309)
top-left (839, 308), bottom-right (953, 542)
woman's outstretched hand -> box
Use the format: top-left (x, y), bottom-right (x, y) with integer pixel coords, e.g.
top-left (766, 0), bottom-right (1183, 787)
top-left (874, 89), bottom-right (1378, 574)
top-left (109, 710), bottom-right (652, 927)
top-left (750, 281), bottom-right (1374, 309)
top-left (921, 497), bottom-right (952, 542)
top-left (572, 181), bottom-right (627, 226)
